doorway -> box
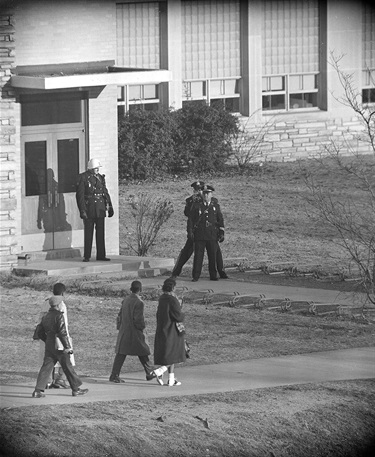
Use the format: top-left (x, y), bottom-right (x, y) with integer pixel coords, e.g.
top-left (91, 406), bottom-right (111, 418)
top-left (20, 92), bottom-right (87, 253)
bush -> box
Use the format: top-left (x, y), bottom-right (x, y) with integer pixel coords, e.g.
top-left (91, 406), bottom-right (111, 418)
top-left (118, 108), bottom-right (177, 181)
top-left (174, 101), bottom-right (239, 173)
top-left (118, 103), bottom-right (239, 180)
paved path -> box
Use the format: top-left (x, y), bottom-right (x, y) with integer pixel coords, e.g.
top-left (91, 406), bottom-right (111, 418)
top-left (1, 347), bottom-right (374, 409)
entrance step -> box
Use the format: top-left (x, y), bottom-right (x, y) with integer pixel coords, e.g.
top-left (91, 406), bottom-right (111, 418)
top-left (13, 254), bottom-right (175, 278)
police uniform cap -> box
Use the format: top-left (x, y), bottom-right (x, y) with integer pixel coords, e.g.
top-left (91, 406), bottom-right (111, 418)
top-left (191, 181), bottom-right (204, 191)
top-left (202, 184), bottom-right (215, 193)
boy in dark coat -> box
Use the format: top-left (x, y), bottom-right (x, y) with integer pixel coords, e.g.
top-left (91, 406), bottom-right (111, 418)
top-left (109, 280), bottom-right (155, 383)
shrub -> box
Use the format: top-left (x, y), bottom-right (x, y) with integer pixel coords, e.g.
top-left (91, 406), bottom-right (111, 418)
top-left (118, 108), bottom-right (177, 180)
top-left (118, 103), bottom-right (239, 180)
top-left (123, 192), bottom-right (174, 256)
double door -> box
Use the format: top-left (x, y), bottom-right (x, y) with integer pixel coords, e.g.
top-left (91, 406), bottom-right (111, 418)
top-left (21, 130), bottom-right (86, 252)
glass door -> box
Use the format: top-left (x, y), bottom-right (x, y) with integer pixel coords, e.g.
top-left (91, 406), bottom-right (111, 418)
top-left (21, 130), bottom-right (85, 252)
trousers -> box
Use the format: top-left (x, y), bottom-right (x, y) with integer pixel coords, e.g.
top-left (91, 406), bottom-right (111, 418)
top-left (173, 237), bottom-right (225, 277)
top-left (35, 349), bottom-right (82, 392)
top-left (83, 217), bottom-right (106, 260)
top-left (111, 353), bottom-right (153, 377)
top-left (193, 239), bottom-right (218, 280)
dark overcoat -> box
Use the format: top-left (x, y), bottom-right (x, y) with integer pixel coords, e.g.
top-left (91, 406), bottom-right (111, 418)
top-left (115, 294), bottom-right (150, 356)
top-left (154, 293), bottom-right (186, 366)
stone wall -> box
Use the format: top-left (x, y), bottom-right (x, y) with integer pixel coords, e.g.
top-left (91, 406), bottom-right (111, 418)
top-left (234, 113), bottom-right (372, 164)
top-left (0, 6), bottom-right (17, 270)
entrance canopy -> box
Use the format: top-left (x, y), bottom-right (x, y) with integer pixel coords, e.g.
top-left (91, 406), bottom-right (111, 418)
top-left (11, 60), bottom-right (172, 90)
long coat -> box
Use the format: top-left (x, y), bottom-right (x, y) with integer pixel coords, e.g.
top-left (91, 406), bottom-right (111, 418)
top-left (154, 293), bottom-right (186, 366)
top-left (115, 293), bottom-right (150, 356)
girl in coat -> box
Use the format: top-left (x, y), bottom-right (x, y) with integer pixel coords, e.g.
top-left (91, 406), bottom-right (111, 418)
top-left (152, 278), bottom-right (186, 386)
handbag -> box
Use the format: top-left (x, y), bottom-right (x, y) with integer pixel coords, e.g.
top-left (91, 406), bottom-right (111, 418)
top-left (185, 341), bottom-right (191, 358)
top-left (175, 321), bottom-right (186, 335)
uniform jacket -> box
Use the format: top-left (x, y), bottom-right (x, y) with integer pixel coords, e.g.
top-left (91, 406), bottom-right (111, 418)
top-left (189, 199), bottom-right (224, 241)
top-left (76, 170), bottom-right (112, 219)
top-left (115, 293), bottom-right (150, 356)
top-left (154, 293), bottom-right (186, 366)
top-left (37, 307), bottom-right (71, 354)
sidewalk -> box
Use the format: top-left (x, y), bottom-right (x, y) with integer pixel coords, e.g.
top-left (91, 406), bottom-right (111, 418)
top-left (1, 347), bottom-right (374, 409)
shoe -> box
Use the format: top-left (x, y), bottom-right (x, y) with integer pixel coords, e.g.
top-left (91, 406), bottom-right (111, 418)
top-left (220, 273), bottom-right (229, 279)
top-left (83, 258), bottom-right (90, 262)
top-left (210, 278), bottom-right (219, 281)
top-left (51, 380), bottom-right (69, 389)
top-left (192, 278), bottom-right (198, 282)
top-left (109, 374), bottom-right (125, 383)
top-left (45, 382), bottom-right (52, 389)
top-left (154, 373), bottom-right (164, 386)
top-left (146, 372), bottom-right (156, 381)
top-left (32, 390), bottom-right (45, 398)
top-left (97, 257), bottom-right (111, 261)
top-left (72, 388), bottom-right (89, 397)
top-left (168, 379), bottom-right (182, 387)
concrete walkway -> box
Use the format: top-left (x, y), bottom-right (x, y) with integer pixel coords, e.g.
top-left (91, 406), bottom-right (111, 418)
top-left (1, 347), bottom-right (374, 409)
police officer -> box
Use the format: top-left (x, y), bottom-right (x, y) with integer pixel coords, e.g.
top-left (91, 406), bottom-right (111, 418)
top-left (170, 181), bottom-right (203, 278)
top-left (190, 185), bottom-right (225, 282)
top-left (76, 158), bottom-right (114, 262)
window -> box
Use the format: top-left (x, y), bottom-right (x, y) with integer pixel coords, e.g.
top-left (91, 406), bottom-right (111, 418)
top-left (362, 4), bottom-right (375, 105)
top-left (262, 74), bottom-right (318, 111)
top-left (262, 0), bottom-right (320, 112)
top-left (117, 84), bottom-right (160, 115)
top-left (182, 78), bottom-right (240, 113)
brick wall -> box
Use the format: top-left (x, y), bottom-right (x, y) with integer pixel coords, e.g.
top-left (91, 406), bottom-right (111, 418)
top-left (235, 112), bottom-right (372, 163)
top-left (0, 6), bottom-right (18, 270)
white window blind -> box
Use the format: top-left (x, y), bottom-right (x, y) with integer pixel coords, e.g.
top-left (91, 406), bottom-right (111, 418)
top-left (182, 0), bottom-right (240, 80)
top-left (116, 2), bottom-right (160, 69)
top-left (262, 0), bottom-right (319, 75)
top-left (362, 2), bottom-right (375, 70)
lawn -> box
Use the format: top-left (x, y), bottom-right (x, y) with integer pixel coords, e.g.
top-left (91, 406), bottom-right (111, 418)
top-left (1, 159), bottom-right (375, 457)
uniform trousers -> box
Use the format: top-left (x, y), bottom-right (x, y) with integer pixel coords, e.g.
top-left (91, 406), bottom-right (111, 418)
top-left (35, 348), bottom-right (82, 392)
top-left (193, 239), bottom-right (218, 280)
top-left (173, 237), bottom-right (225, 277)
top-left (111, 353), bottom-right (153, 377)
top-left (83, 217), bottom-right (106, 260)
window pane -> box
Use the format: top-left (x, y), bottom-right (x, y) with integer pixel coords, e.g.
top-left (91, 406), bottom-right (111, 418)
top-left (363, 88), bottom-right (375, 104)
top-left (210, 80), bottom-right (222, 96)
top-left (262, 94), bottom-right (285, 110)
top-left (303, 74), bottom-right (316, 90)
top-left (270, 76), bottom-right (284, 91)
top-left (289, 92), bottom-right (317, 108)
top-left (289, 75), bottom-right (302, 91)
top-left (21, 96), bottom-right (82, 126)
top-left (191, 81), bottom-right (205, 98)
top-left (129, 85), bottom-right (142, 100)
top-left (262, 77), bottom-right (269, 92)
top-left (224, 79), bottom-right (238, 94)
top-left (25, 141), bottom-right (47, 196)
top-left (57, 139), bottom-right (79, 193)
top-left (211, 97), bottom-right (239, 113)
top-left (143, 85), bottom-right (157, 99)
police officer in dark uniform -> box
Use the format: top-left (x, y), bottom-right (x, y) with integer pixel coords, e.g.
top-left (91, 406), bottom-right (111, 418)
top-left (76, 158), bottom-right (114, 262)
top-left (170, 181), bottom-right (203, 278)
top-left (190, 185), bottom-right (225, 282)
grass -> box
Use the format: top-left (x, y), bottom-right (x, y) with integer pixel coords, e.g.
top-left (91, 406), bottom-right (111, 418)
top-left (1, 159), bottom-right (375, 456)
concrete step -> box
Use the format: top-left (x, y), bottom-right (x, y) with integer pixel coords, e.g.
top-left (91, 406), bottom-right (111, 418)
top-left (13, 254), bottom-right (175, 278)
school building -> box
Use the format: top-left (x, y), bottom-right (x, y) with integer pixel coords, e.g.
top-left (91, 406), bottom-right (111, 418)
top-left (0, 0), bottom-right (374, 270)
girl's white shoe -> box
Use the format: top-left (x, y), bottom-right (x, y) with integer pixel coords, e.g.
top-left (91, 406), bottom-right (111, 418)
top-left (168, 379), bottom-right (181, 387)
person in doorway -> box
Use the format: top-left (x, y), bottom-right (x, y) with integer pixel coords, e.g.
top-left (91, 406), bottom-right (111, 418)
top-left (151, 278), bottom-right (186, 387)
top-left (109, 280), bottom-right (155, 383)
top-left (171, 182), bottom-right (228, 279)
top-left (32, 296), bottom-right (88, 398)
top-left (37, 282), bottom-right (74, 389)
top-left (76, 158), bottom-right (114, 262)
top-left (190, 185), bottom-right (225, 282)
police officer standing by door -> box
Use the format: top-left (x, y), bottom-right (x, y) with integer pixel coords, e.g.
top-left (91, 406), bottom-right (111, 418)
top-left (76, 159), bottom-right (114, 262)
